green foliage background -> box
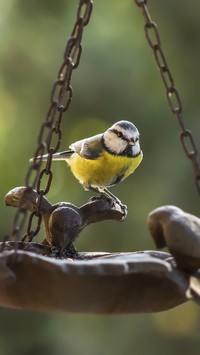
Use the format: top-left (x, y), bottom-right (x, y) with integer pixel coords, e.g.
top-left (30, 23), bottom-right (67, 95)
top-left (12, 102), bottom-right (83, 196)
top-left (0, 0), bottom-right (200, 354)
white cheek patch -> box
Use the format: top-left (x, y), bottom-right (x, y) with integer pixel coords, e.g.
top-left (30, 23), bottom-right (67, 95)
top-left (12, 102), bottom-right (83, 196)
top-left (113, 139), bottom-right (127, 154)
top-left (103, 127), bottom-right (141, 156)
top-left (104, 132), bottom-right (127, 154)
top-left (132, 142), bottom-right (140, 156)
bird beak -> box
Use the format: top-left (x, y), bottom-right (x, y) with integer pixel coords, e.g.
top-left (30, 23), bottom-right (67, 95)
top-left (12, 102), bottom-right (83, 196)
top-left (128, 140), bottom-right (135, 146)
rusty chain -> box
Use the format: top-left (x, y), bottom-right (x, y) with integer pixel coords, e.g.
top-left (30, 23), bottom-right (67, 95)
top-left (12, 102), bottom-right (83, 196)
top-left (135, 0), bottom-right (200, 194)
top-left (8, 0), bottom-right (200, 242)
top-left (10, 0), bottom-right (93, 241)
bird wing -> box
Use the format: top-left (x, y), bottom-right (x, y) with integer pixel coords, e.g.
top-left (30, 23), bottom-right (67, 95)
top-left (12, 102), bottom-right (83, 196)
top-left (70, 134), bottom-right (103, 160)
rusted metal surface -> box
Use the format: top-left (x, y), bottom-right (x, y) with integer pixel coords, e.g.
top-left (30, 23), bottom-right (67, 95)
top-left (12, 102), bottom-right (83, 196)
top-left (8, 0), bottom-right (200, 243)
top-left (135, 0), bottom-right (200, 194)
top-left (148, 205), bottom-right (200, 272)
top-left (2, 1), bottom-right (200, 314)
top-left (3, 191), bottom-right (200, 313)
top-left (0, 246), bottom-right (192, 313)
top-left (5, 186), bottom-right (126, 256)
top-left (9, 0), bottom-right (93, 241)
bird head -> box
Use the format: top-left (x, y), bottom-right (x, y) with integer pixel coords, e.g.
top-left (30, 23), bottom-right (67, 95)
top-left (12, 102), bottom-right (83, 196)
top-left (102, 120), bottom-right (141, 157)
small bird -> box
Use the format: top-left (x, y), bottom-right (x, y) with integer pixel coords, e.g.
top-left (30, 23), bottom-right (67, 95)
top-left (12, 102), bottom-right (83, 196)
top-left (31, 120), bottom-right (143, 204)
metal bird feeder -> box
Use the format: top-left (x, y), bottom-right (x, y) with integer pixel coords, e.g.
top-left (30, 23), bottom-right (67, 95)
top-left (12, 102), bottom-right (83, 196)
top-left (1, 0), bottom-right (200, 313)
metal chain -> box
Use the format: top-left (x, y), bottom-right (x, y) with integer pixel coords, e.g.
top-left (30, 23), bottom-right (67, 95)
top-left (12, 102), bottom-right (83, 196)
top-left (10, 0), bottom-right (93, 242)
top-left (8, 0), bottom-right (199, 242)
top-left (135, 0), bottom-right (200, 194)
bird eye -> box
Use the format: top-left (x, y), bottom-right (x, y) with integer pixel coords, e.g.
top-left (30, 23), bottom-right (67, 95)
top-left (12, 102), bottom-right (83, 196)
top-left (117, 131), bottom-right (123, 138)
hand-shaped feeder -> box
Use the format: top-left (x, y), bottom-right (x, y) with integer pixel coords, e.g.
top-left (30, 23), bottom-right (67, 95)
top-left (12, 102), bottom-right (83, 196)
top-left (1, 0), bottom-right (200, 313)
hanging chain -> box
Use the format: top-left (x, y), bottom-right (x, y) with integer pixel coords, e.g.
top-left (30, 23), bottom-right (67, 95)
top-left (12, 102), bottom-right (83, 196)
top-left (9, 0), bottom-right (93, 242)
top-left (135, 0), bottom-right (200, 194)
top-left (8, 0), bottom-right (200, 242)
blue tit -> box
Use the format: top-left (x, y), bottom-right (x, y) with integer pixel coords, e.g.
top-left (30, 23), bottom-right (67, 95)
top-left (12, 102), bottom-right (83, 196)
top-left (32, 120), bottom-right (143, 203)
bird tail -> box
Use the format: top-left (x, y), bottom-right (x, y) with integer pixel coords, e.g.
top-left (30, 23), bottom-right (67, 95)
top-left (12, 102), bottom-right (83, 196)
top-left (29, 150), bottom-right (74, 162)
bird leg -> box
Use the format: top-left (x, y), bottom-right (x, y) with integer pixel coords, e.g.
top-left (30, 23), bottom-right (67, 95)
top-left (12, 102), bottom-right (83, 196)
top-left (100, 188), bottom-right (121, 205)
top-left (83, 183), bottom-right (127, 216)
top-left (99, 188), bottom-right (127, 217)
top-left (84, 184), bottom-right (116, 202)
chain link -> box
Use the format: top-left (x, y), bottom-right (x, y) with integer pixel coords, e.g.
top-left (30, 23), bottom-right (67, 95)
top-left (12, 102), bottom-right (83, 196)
top-left (10, 0), bottom-right (93, 241)
top-left (8, 0), bottom-right (200, 241)
top-left (135, 0), bottom-right (200, 194)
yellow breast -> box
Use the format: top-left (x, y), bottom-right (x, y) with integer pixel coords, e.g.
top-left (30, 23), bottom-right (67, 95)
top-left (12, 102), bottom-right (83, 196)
top-left (66, 150), bottom-right (143, 188)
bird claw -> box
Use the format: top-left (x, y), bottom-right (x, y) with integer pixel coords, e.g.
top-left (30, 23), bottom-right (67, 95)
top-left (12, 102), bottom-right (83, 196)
top-left (112, 200), bottom-right (128, 220)
top-left (89, 195), bottom-right (127, 220)
top-left (51, 243), bottom-right (77, 258)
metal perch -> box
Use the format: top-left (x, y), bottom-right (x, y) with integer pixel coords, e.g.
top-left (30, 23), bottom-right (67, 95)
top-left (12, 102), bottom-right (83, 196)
top-left (5, 186), bottom-right (126, 256)
top-left (0, 188), bottom-right (200, 313)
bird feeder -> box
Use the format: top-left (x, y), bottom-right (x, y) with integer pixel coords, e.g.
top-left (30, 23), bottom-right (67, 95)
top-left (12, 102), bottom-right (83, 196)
top-left (1, 0), bottom-right (200, 313)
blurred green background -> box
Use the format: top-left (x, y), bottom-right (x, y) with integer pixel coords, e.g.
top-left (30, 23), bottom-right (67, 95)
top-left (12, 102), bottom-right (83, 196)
top-left (1, 0), bottom-right (200, 354)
